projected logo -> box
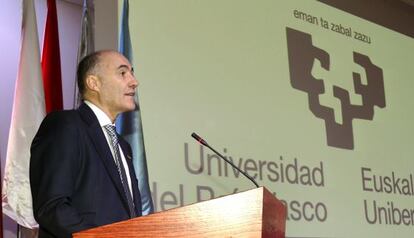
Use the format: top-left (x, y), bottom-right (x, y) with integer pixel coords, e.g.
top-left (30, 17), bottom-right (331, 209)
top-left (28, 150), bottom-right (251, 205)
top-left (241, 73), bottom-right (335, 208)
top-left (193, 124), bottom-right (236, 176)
top-left (286, 27), bottom-right (386, 150)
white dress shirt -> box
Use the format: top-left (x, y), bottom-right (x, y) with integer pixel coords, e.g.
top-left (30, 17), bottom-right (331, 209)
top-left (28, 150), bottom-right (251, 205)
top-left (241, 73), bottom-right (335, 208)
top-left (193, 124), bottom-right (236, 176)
top-left (84, 100), bottom-right (134, 197)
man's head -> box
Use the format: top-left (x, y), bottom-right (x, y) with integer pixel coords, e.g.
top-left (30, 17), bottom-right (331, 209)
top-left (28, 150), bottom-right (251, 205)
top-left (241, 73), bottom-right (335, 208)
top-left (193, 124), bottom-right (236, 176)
top-left (77, 50), bottom-right (138, 121)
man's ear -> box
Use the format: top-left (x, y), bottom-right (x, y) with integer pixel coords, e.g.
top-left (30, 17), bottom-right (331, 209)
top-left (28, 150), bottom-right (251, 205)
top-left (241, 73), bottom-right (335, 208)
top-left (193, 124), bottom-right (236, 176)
top-left (85, 75), bottom-right (100, 93)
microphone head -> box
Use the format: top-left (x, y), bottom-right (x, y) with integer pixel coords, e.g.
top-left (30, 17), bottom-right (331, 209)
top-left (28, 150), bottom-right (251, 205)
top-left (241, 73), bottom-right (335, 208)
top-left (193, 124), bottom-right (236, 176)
top-left (191, 132), bottom-right (208, 146)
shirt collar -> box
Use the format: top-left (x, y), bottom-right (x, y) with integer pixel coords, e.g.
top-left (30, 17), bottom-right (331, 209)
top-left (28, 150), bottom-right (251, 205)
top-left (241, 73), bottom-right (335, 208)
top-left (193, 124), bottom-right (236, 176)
top-left (84, 100), bottom-right (113, 127)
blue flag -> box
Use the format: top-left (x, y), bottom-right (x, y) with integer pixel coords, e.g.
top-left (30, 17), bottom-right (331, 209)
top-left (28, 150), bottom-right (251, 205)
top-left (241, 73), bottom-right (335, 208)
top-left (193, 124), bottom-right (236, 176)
top-left (116, 0), bottom-right (154, 215)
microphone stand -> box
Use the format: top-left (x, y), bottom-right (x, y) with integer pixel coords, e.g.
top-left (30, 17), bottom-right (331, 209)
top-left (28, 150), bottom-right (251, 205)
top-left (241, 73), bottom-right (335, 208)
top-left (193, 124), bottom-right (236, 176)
top-left (191, 132), bottom-right (259, 188)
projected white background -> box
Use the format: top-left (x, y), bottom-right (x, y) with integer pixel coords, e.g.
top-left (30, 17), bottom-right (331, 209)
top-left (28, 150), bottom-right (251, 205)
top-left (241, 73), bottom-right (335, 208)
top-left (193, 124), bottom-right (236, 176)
top-left (129, 1), bottom-right (414, 237)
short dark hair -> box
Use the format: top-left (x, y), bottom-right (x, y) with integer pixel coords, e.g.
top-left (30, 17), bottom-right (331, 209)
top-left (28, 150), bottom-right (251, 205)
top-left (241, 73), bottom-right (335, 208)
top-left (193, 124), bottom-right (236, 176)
top-left (76, 51), bottom-right (102, 98)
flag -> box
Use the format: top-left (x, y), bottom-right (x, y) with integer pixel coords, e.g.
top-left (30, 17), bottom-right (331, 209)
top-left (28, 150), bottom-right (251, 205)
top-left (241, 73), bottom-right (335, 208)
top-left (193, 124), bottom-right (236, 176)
top-left (116, 0), bottom-right (154, 215)
top-left (41, 0), bottom-right (63, 113)
top-left (74, 0), bottom-right (94, 108)
top-left (2, 0), bottom-right (44, 228)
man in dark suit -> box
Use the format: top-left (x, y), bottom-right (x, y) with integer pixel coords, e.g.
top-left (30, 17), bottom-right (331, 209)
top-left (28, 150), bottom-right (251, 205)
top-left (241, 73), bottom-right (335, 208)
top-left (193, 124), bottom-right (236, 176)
top-left (30, 50), bottom-right (144, 238)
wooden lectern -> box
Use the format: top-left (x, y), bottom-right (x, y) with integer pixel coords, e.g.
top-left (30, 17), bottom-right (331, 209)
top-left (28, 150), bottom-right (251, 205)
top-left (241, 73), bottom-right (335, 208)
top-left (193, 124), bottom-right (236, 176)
top-left (73, 187), bottom-right (286, 237)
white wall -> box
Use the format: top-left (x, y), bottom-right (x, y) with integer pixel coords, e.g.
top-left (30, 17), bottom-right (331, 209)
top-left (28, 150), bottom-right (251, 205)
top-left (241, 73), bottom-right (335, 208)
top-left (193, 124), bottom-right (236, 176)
top-left (94, 0), bottom-right (118, 51)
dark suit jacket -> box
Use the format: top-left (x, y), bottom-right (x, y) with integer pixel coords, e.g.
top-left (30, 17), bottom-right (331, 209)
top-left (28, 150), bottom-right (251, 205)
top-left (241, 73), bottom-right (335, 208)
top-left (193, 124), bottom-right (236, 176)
top-left (30, 103), bottom-right (142, 238)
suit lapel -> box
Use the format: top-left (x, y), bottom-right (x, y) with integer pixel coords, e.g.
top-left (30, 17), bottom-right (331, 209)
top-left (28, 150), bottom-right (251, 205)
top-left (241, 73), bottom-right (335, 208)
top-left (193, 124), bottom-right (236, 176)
top-left (119, 139), bottom-right (142, 216)
top-left (77, 103), bottom-right (132, 214)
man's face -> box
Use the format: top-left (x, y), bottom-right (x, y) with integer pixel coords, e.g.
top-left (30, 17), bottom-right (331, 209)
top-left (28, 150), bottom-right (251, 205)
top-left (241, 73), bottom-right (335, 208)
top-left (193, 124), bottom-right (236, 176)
top-left (96, 51), bottom-right (138, 119)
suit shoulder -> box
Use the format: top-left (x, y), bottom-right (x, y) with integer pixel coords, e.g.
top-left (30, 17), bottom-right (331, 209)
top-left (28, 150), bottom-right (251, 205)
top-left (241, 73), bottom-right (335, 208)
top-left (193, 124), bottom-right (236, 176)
top-left (39, 109), bottom-right (81, 131)
top-left (45, 108), bottom-right (78, 118)
top-left (44, 109), bottom-right (79, 122)
top-left (32, 109), bottom-right (83, 151)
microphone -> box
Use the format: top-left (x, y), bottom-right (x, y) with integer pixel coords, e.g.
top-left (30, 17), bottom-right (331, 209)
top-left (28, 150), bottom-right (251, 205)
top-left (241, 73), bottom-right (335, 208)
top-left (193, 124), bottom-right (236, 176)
top-left (191, 132), bottom-right (259, 188)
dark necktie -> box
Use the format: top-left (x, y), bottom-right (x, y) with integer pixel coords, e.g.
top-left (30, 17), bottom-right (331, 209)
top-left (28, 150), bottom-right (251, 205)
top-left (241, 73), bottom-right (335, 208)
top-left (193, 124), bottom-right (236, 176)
top-left (104, 124), bottom-right (136, 218)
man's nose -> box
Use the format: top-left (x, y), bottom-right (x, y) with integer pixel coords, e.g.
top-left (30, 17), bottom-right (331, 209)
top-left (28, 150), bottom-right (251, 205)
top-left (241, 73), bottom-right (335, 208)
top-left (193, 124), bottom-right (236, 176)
top-left (130, 76), bottom-right (139, 88)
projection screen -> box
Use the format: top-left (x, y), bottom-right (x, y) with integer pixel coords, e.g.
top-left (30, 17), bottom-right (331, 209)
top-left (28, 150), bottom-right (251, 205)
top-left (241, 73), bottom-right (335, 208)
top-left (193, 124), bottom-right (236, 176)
top-left (128, 0), bottom-right (414, 237)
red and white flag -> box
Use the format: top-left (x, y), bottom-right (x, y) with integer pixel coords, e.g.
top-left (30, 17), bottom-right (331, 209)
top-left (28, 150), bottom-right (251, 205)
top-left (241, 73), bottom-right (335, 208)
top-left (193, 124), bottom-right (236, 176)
top-left (2, 0), bottom-right (44, 228)
top-left (42, 0), bottom-right (63, 113)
